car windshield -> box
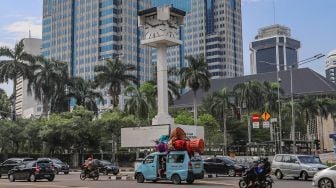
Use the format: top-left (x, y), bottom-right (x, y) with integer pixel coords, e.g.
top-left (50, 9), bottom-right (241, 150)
top-left (100, 160), bottom-right (113, 165)
top-left (52, 159), bottom-right (64, 164)
top-left (298, 156), bottom-right (321, 164)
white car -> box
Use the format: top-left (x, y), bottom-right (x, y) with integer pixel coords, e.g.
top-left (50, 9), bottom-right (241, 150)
top-left (313, 165), bottom-right (336, 188)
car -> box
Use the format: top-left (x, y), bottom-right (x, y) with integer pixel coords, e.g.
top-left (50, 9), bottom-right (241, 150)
top-left (37, 158), bottom-right (69, 174)
top-left (272, 154), bottom-right (328, 181)
top-left (0, 158), bottom-right (35, 178)
top-left (8, 159), bottom-right (55, 182)
top-left (203, 157), bottom-right (246, 177)
top-left (135, 151), bottom-right (204, 184)
top-left (97, 160), bottom-right (119, 175)
top-left (51, 159), bottom-right (70, 174)
top-left (313, 165), bottom-right (336, 188)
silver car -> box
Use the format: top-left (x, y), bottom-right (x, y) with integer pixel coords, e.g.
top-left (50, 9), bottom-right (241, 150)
top-left (272, 154), bottom-right (328, 180)
top-left (313, 165), bottom-right (336, 188)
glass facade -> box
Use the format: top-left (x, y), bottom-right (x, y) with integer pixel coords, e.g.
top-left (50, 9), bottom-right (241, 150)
top-left (251, 35), bottom-right (300, 74)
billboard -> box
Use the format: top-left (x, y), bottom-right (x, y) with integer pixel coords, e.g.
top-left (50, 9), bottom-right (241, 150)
top-left (121, 124), bottom-right (204, 148)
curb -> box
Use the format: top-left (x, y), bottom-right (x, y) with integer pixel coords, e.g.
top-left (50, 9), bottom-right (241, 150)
top-left (108, 175), bottom-right (134, 180)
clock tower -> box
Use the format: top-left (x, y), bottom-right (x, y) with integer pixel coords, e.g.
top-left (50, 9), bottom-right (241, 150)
top-left (139, 5), bottom-right (185, 125)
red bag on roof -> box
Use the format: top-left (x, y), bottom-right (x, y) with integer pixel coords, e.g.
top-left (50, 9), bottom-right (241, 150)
top-left (170, 127), bottom-right (187, 140)
top-left (173, 140), bottom-right (186, 150)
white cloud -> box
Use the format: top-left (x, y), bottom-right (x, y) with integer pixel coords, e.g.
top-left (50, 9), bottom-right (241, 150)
top-left (2, 16), bottom-right (42, 40)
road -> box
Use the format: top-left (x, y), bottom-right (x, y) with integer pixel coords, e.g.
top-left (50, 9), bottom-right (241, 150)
top-left (0, 173), bottom-right (314, 188)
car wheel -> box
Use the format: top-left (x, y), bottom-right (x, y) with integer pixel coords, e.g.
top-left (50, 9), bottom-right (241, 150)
top-left (93, 175), bottom-right (99, 181)
top-left (319, 178), bottom-right (334, 188)
top-left (228, 169), bottom-right (236, 177)
top-left (80, 172), bottom-right (86, 180)
top-left (55, 169), bottom-right (59, 174)
top-left (112, 169), bottom-right (119, 175)
top-left (171, 174), bottom-right (181, 185)
top-left (301, 171), bottom-right (308, 181)
top-left (239, 179), bottom-right (248, 188)
top-left (275, 170), bottom-right (283, 179)
top-left (29, 174), bottom-right (36, 182)
top-left (103, 169), bottom-right (109, 175)
top-left (64, 171), bottom-right (69, 175)
top-left (8, 174), bottom-right (15, 182)
top-left (136, 173), bottom-right (145, 183)
top-left (48, 176), bottom-right (55, 182)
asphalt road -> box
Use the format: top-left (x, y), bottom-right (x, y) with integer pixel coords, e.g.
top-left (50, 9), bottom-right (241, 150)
top-left (0, 172), bottom-right (314, 188)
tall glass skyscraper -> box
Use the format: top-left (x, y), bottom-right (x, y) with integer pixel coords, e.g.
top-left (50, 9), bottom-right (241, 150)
top-left (151, 0), bottom-right (244, 79)
top-left (42, 0), bottom-right (152, 108)
top-left (42, 0), bottom-right (152, 82)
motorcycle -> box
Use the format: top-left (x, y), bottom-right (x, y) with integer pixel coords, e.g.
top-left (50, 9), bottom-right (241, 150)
top-left (239, 173), bottom-right (273, 188)
top-left (80, 168), bottom-right (99, 181)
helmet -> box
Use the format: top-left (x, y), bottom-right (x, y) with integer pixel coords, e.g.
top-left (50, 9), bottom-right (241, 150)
top-left (263, 157), bottom-right (269, 162)
top-left (252, 156), bottom-right (260, 162)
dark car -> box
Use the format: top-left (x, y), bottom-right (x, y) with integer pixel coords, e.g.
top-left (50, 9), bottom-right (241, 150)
top-left (204, 157), bottom-right (246, 177)
top-left (37, 158), bottom-right (69, 174)
top-left (97, 160), bottom-right (119, 175)
top-left (0, 158), bottom-right (34, 178)
top-left (8, 159), bottom-right (55, 182)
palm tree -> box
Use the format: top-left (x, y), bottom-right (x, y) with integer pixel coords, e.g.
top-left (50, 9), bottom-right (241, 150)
top-left (179, 55), bottom-right (211, 126)
top-left (94, 58), bottom-right (137, 108)
top-left (0, 39), bottom-right (36, 120)
top-left (210, 88), bottom-right (234, 155)
top-left (67, 77), bottom-right (103, 112)
top-left (262, 81), bottom-right (283, 113)
top-left (316, 97), bottom-right (332, 151)
top-left (28, 58), bottom-right (68, 117)
top-left (297, 96), bottom-right (319, 141)
top-left (124, 84), bottom-right (156, 121)
top-left (147, 68), bottom-right (181, 105)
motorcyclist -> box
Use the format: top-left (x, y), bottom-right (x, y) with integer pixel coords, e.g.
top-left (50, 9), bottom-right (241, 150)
top-left (244, 157), bottom-right (260, 186)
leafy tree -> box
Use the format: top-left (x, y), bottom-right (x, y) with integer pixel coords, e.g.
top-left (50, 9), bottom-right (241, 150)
top-left (179, 55), bottom-right (211, 126)
top-left (198, 114), bottom-right (221, 151)
top-left (0, 39), bottom-right (37, 120)
top-left (95, 58), bottom-right (137, 107)
top-left (0, 89), bottom-right (11, 119)
top-left (175, 111), bottom-right (194, 125)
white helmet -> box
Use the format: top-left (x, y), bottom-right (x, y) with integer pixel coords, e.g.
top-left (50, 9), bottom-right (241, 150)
top-left (252, 156), bottom-right (260, 162)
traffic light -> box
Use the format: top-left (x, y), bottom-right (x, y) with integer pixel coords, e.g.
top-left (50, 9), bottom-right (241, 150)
top-left (314, 139), bottom-right (321, 150)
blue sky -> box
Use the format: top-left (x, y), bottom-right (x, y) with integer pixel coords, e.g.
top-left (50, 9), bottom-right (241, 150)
top-left (1, 0), bottom-right (336, 96)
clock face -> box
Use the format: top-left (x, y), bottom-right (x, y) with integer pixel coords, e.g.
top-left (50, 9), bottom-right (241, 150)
top-left (144, 16), bottom-right (178, 40)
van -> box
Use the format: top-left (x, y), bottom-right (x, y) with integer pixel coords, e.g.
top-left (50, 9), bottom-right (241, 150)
top-left (272, 154), bottom-right (328, 180)
top-left (135, 151), bottom-right (204, 184)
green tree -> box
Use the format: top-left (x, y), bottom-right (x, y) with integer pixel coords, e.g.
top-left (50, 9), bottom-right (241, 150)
top-left (198, 114), bottom-right (221, 152)
top-left (174, 111), bottom-right (194, 125)
top-left (67, 77), bottom-right (103, 112)
top-left (210, 88), bottom-right (234, 155)
top-left (28, 58), bottom-right (69, 116)
top-left (179, 55), bottom-right (211, 126)
top-left (316, 97), bottom-right (333, 150)
top-left (0, 89), bottom-right (11, 119)
top-left (124, 83), bottom-right (156, 121)
top-left (0, 39), bottom-right (37, 120)
top-left (297, 96), bottom-right (319, 140)
top-left (94, 58), bottom-right (137, 107)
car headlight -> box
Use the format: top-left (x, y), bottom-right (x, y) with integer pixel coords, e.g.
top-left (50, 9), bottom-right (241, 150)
top-left (308, 167), bottom-right (318, 171)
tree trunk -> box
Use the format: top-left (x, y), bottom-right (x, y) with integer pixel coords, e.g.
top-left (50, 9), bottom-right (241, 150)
top-left (193, 91), bottom-right (197, 126)
top-left (320, 116), bottom-right (324, 152)
top-left (42, 97), bottom-right (49, 118)
top-left (12, 76), bottom-right (17, 120)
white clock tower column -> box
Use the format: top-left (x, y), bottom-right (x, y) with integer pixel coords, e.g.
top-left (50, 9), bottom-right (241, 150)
top-left (138, 6), bottom-right (185, 125)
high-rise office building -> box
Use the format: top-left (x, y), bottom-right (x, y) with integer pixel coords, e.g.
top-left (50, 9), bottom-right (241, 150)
top-left (326, 49), bottom-right (336, 83)
top-left (250, 24), bottom-right (301, 74)
top-left (42, 0), bottom-right (152, 108)
top-left (151, 0), bottom-right (243, 80)
top-left (16, 38), bottom-right (43, 118)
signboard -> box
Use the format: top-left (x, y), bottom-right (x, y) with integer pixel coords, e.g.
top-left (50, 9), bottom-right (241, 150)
top-left (263, 121), bottom-right (270, 128)
top-left (270, 118), bottom-right (277, 123)
top-left (261, 112), bottom-right (271, 121)
top-left (121, 125), bottom-right (204, 148)
top-left (253, 122), bottom-right (260, 129)
top-left (252, 113), bottom-right (259, 122)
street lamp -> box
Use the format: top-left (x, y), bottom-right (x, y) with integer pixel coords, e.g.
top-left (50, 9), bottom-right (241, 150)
top-left (259, 53), bottom-right (325, 154)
